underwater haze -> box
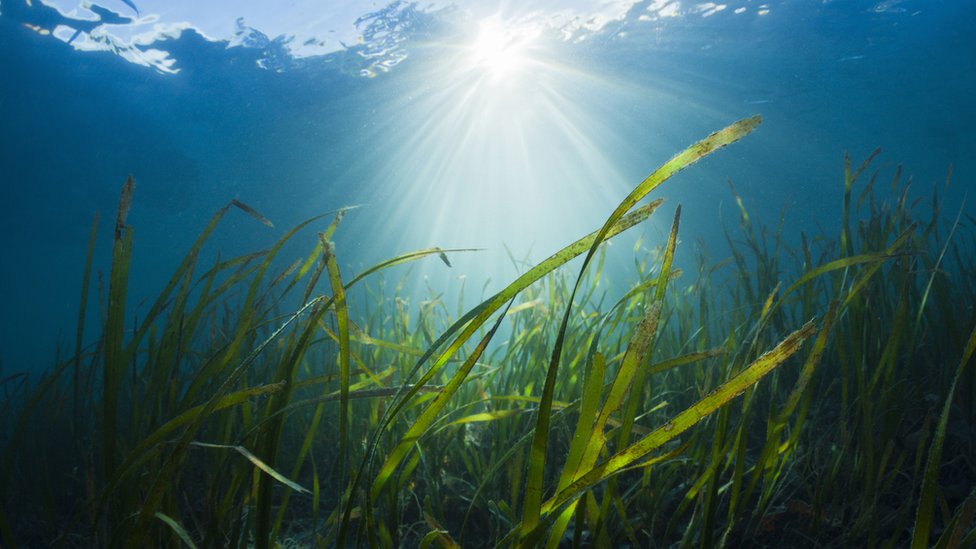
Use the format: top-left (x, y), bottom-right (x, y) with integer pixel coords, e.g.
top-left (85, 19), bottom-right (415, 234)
top-left (2, 0), bottom-right (976, 547)
top-left (2, 0), bottom-right (972, 372)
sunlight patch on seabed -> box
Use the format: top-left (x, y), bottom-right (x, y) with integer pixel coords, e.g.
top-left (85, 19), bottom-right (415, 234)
top-left (358, 16), bottom-right (665, 293)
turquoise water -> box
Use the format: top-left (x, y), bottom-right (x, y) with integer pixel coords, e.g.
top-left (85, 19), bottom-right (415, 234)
top-left (0, 0), bottom-right (973, 371)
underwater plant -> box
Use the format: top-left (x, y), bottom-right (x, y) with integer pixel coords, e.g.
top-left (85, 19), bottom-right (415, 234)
top-left (1, 116), bottom-right (974, 548)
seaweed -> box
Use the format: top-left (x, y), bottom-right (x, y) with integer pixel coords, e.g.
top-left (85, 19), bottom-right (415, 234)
top-left (1, 117), bottom-right (975, 548)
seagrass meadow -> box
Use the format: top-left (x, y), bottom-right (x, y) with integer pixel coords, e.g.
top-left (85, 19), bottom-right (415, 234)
top-left (1, 117), bottom-right (975, 548)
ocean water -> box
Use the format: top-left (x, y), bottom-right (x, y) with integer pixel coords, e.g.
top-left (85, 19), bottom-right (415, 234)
top-left (2, 2), bottom-right (976, 546)
top-left (1, 0), bottom-right (973, 372)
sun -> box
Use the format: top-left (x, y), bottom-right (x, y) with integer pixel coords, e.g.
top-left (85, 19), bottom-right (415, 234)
top-left (467, 19), bottom-right (533, 81)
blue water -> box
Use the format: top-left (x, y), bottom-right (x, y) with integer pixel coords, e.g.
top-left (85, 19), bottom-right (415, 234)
top-left (1, 0), bottom-right (974, 372)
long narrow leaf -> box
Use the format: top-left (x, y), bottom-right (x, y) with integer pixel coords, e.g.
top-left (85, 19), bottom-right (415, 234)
top-left (519, 320), bottom-right (815, 544)
top-left (912, 322), bottom-right (976, 548)
top-left (520, 117), bottom-right (761, 540)
top-left (190, 442), bottom-right (310, 494)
